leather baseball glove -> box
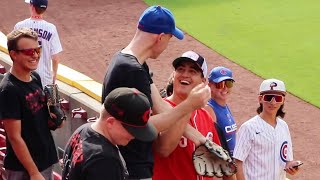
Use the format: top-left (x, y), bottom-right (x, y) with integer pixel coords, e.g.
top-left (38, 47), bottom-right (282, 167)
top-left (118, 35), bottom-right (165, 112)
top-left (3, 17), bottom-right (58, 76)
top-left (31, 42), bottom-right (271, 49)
top-left (192, 139), bottom-right (237, 178)
top-left (44, 84), bottom-right (66, 130)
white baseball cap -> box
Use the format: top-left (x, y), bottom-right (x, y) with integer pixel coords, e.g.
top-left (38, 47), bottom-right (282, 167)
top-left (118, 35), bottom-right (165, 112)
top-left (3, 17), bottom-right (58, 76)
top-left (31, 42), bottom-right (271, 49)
top-left (259, 78), bottom-right (286, 94)
top-left (172, 51), bottom-right (208, 78)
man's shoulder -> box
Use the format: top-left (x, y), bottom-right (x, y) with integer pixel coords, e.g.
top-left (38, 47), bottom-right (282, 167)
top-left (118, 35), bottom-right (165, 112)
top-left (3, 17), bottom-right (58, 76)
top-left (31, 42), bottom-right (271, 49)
top-left (198, 108), bottom-right (213, 118)
top-left (276, 117), bottom-right (289, 129)
top-left (15, 18), bottom-right (30, 27)
top-left (83, 136), bottom-right (118, 160)
top-left (15, 19), bottom-right (57, 30)
top-left (0, 74), bottom-right (16, 91)
top-left (238, 115), bottom-right (260, 132)
top-left (40, 20), bottom-right (57, 29)
top-left (112, 51), bottom-right (143, 69)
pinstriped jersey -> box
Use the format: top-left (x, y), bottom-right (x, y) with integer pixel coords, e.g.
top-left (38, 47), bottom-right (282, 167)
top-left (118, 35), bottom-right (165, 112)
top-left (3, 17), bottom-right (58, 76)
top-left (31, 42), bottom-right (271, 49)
top-left (233, 115), bottom-right (293, 180)
top-left (153, 99), bottom-right (221, 180)
top-left (14, 18), bottom-right (63, 87)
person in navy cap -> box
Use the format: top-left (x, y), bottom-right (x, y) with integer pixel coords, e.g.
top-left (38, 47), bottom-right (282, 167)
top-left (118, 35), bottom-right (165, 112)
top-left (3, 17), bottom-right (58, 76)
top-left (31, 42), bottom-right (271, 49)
top-left (15, 0), bottom-right (63, 87)
top-left (102, 6), bottom-right (211, 180)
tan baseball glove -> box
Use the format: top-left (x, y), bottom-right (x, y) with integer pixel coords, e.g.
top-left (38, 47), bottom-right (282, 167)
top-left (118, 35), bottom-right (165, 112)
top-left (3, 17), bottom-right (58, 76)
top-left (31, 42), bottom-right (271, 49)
top-left (192, 139), bottom-right (237, 178)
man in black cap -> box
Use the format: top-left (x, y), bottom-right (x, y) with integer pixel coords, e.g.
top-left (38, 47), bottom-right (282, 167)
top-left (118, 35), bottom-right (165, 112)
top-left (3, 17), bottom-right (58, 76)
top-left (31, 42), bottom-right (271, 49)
top-left (62, 87), bottom-right (157, 180)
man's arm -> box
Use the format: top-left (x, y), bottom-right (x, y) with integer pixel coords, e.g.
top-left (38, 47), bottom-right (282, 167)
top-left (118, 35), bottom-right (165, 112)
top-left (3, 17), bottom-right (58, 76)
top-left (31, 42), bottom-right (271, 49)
top-left (151, 83), bottom-right (209, 156)
top-left (204, 105), bottom-right (217, 122)
top-left (234, 159), bottom-right (245, 180)
top-left (51, 53), bottom-right (60, 84)
top-left (3, 119), bottom-right (44, 180)
top-left (154, 113), bottom-right (190, 157)
top-left (149, 83), bottom-right (210, 132)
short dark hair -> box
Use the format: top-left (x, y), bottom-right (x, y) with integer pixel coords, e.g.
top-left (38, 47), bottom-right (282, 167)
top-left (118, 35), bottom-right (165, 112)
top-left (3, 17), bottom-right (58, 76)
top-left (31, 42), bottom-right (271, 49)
top-left (7, 28), bottom-right (38, 52)
top-left (256, 104), bottom-right (286, 118)
top-left (34, 5), bottom-right (46, 14)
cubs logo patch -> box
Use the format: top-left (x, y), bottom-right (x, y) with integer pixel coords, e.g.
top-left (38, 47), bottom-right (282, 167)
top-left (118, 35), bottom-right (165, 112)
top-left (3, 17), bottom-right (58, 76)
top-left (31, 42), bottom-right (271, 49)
top-left (270, 82), bottom-right (277, 90)
top-left (280, 141), bottom-right (288, 162)
top-left (220, 69), bottom-right (227, 75)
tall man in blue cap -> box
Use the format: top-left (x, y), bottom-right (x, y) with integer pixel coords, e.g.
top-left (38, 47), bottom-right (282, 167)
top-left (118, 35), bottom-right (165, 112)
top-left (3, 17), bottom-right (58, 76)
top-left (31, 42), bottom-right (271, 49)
top-left (102, 5), bottom-right (211, 180)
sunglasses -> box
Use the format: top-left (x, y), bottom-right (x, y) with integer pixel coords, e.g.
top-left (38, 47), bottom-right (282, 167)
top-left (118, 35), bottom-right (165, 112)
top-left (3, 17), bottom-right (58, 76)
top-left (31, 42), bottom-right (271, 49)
top-left (261, 94), bottom-right (284, 103)
top-left (214, 80), bottom-right (234, 89)
top-left (16, 46), bottom-right (41, 56)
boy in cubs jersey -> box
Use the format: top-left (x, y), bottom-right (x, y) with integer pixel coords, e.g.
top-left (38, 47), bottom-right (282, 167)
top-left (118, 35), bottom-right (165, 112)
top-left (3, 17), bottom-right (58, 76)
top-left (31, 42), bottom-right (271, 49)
top-left (15, 0), bottom-right (62, 87)
top-left (153, 51), bottom-right (221, 180)
top-left (233, 78), bottom-right (301, 180)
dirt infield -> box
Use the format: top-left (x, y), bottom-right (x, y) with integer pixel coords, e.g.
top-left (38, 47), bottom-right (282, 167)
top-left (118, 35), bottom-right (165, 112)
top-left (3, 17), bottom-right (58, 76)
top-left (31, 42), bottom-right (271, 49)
top-left (1, 0), bottom-right (319, 179)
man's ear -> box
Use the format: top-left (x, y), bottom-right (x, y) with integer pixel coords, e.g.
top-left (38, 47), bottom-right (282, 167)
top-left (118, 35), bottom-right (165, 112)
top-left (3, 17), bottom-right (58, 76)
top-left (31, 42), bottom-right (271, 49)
top-left (157, 33), bottom-right (166, 42)
top-left (9, 50), bottom-right (17, 62)
top-left (258, 95), bottom-right (263, 103)
top-left (105, 116), bottom-right (116, 127)
top-left (282, 96), bottom-right (286, 104)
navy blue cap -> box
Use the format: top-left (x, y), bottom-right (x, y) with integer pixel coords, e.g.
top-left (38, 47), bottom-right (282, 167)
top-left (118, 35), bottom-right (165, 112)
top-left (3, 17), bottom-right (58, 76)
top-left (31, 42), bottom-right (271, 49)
top-left (25, 0), bottom-right (48, 9)
top-left (208, 66), bottom-right (234, 83)
top-left (138, 5), bottom-right (184, 40)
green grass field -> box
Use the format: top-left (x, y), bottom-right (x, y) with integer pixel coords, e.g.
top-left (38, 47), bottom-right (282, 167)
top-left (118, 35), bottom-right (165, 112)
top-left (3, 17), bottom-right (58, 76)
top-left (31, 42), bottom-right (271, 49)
top-left (144, 0), bottom-right (320, 108)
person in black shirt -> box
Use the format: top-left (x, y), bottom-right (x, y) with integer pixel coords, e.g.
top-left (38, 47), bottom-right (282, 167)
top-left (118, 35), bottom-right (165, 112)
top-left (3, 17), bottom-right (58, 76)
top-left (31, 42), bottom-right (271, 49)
top-left (62, 87), bottom-right (157, 180)
top-left (0, 28), bottom-right (59, 180)
top-left (102, 6), bottom-right (211, 180)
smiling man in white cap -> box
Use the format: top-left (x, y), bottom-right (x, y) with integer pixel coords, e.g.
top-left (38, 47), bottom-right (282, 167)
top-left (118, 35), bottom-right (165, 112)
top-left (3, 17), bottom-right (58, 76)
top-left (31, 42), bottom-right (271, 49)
top-left (233, 78), bottom-right (302, 180)
top-left (152, 51), bottom-right (222, 180)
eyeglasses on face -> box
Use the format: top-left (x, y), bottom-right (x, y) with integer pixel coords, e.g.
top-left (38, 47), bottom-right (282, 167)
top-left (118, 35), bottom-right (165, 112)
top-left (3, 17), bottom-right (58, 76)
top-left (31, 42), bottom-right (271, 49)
top-left (214, 80), bottom-right (234, 89)
top-left (16, 46), bottom-right (41, 56)
top-left (261, 94), bottom-right (284, 103)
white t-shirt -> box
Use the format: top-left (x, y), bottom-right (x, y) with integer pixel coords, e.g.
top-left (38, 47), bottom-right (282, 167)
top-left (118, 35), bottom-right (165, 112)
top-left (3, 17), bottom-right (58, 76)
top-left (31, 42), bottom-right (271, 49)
top-left (233, 115), bottom-right (293, 180)
top-left (15, 18), bottom-right (63, 87)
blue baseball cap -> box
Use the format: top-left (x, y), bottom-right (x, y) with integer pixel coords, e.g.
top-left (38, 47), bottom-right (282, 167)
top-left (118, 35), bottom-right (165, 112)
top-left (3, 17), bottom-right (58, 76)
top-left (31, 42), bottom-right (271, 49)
top-left (138, 5), bottom-right (184, 40)
top-left (25, 0), bottom-right (48, 9)
top-left (208, 66), bottom-right (234, 83)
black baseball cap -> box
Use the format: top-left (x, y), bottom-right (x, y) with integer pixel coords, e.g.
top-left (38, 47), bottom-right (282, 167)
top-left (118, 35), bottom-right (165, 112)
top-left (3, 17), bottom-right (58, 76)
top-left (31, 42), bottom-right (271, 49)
top-left (104, 87), bottom-right (157, 142)
top-left (25, 0), bottom-right (48, 9)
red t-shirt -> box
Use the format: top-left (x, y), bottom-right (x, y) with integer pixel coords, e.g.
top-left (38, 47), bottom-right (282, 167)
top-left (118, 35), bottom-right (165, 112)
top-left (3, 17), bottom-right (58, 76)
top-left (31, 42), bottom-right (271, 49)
top-left (153, 99), bottom-right (221, 180)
